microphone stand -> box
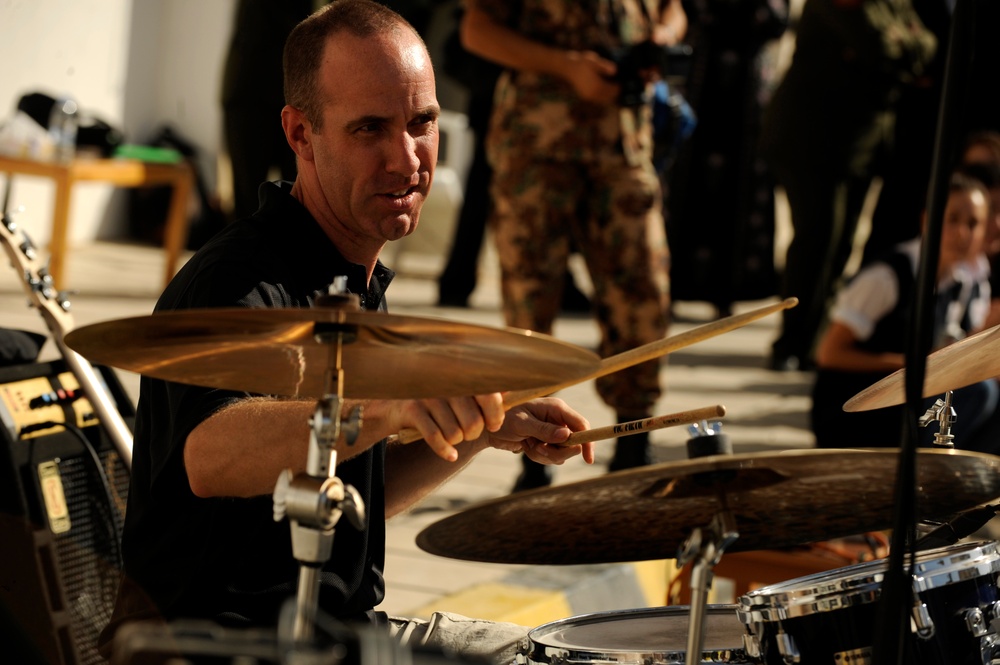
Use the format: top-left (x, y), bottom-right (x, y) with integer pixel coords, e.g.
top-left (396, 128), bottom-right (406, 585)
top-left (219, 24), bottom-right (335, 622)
top-left (872, 1), bottom-right (976, 662)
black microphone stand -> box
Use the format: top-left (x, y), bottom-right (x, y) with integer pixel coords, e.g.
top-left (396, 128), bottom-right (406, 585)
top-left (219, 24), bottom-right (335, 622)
top-left (871, 1), bottom-right (977, 662)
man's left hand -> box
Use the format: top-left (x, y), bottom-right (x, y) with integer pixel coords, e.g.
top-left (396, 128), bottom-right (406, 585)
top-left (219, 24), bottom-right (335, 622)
top-left (485, 397), bottom-right (595, 465)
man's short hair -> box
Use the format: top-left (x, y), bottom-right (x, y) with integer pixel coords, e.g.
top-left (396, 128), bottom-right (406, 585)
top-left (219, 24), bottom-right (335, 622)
top-left (283, 0), bottom-right (423, 130)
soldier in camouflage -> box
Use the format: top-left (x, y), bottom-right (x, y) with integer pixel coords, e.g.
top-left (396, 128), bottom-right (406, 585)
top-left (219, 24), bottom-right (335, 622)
top-left (461, 0), bottom-right (686, 490)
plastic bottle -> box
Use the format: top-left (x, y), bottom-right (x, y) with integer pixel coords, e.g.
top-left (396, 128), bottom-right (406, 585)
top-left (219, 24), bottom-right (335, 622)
top-left (48, 96), bottom-right (79, 163)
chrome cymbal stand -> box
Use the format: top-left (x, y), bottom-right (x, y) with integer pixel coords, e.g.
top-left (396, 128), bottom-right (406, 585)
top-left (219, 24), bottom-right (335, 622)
top-left (272, 285), bottom-right (366, 644)
top-left (676, 508), bottom-right (739, 665)
top-left (676, 422), bottom-right (739, 665)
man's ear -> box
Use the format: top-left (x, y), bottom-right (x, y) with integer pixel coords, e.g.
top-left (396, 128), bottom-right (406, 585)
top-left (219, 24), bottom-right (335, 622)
top-left (282, 105), bottom-right (314, 163)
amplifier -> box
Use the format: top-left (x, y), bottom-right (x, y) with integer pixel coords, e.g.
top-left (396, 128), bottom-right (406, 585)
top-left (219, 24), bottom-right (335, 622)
top-left (0, 359), bottom-right (134, 665)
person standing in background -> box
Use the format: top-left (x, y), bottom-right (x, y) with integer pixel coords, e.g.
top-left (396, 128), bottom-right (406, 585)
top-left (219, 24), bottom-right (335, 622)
top-left (436, 5), bottom-right (595, 313)
top-left (858, 0), bottom-right (951, 266)
top-left (435, 6), bottom-right (504, 309)
top-left (761, 0), bottom-right (935, 372)
top-left (461, 0), bottom-right (685, 491)
top-left (221, 0), bottom-right (315, 221)
top-left (665, 0), bottom-right (788, 319)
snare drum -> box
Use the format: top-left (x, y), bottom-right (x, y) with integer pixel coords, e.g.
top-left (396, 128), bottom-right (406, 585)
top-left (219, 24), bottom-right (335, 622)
top-left (737, 541), bottom-right (1000, 664)
top-left (517, 605), bottom-right (757, 664)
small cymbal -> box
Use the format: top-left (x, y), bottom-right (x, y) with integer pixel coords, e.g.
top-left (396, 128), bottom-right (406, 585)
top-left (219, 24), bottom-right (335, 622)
top-left (63, 308), bottom-right (601, 399)
top-left (415, 449), bottom-right (1000, 565)
top-left (845, 325), bottom-right (1000, 412)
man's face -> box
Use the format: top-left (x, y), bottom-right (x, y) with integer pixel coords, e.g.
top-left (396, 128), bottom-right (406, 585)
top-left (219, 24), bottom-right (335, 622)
top-left (308, 29), bottom-right (439, 248)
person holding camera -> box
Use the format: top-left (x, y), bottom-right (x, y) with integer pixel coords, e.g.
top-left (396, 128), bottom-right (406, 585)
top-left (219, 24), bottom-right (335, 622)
top-left (460, 0), bottom-right (686, 491)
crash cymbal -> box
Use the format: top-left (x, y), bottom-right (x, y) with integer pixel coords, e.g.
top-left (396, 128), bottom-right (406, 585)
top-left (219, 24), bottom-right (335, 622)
top-left (63, 308), bottom-right (601, 399)
top-left (415, 448), bottom-right (1000, 565)
top-left (845, 325), bottom-right (1000, 412)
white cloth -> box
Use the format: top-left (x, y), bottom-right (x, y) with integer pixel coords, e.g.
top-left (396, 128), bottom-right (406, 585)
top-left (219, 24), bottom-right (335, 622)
top-left (388, 612), bottom-right (530, 665)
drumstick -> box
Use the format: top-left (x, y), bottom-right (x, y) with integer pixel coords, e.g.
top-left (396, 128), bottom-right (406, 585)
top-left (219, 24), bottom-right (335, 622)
top-left (552, 404), bottom-right (726, 447)
top-left (391, 297), bottom-right (795, 445)
top-left (502, 297), bottom-right (798, 408)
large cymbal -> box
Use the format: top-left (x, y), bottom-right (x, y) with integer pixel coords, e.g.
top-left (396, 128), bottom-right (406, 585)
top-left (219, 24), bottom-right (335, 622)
top-left (63, 308), bottom-right (601, 399)
top-left (845, 325), bottom-right (1000, 412)
top-left (416, 448), bottom-right (1000, 565)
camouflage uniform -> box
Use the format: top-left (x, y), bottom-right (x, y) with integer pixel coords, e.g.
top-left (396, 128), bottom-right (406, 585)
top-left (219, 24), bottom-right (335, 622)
top-left (479, 0), bottom-right (670, 417)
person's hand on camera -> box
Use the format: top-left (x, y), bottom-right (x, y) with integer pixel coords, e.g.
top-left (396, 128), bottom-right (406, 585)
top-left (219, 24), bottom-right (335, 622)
top-left (563, 50), bottom-right (620, 105)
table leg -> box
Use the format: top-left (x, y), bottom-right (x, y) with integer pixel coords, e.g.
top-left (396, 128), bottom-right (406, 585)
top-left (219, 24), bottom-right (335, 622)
top-left (161, 163), bottom-right (193, 288)
top-left (50, 170), bottom-right (73, 290)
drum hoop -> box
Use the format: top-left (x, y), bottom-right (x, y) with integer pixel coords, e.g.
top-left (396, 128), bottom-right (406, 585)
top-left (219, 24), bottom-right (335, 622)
top-left (523, 605), bottom-right (751, 663)
top-left (736, 541), bottom-right (1000, 623)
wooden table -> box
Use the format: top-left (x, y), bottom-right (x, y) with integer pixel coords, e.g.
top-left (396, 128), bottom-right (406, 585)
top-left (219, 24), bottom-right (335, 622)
top-left (0, 154), bottom-right (194, 290)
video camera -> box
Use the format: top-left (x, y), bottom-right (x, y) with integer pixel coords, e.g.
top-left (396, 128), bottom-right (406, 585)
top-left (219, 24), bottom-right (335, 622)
top-left (609, 41), bottom-right (693, 107)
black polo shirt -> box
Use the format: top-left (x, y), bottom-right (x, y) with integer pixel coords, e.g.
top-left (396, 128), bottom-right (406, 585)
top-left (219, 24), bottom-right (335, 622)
top-left (102, 181), bottom-right (393, 647)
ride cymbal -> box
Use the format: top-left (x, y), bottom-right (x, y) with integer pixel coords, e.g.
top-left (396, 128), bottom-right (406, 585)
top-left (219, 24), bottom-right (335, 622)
top-left (845, 325), bottom-right (1000, 412)
top-left (63, 308), bottom-right (601, 399)
top-left (416, 448), bottom-right (1000, 565)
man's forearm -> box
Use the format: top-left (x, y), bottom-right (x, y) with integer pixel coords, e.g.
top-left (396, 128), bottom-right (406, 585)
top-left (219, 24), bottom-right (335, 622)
top-left (460, 5), bottom-right (574, 80)
top-left (383, 437), bottom-right (489, 518)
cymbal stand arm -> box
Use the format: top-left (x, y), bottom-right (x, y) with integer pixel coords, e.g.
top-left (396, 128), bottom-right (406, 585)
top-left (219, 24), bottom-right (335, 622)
top-left (676, 509), bottom-right (738, 665)
top-left (918, 390), bottom-right (955, 448)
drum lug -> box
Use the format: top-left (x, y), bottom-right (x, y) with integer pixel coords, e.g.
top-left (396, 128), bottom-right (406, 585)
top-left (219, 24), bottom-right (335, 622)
top-left (990, 600), bottom-right (1000, 626)
top-left (775, 630), bottom-right (801, 664)
top-left (911, 602), bottom-right (935, 640)
top-left (742, 631), bottom-right (762, 659)
top-left (966, 607), bottom-right (989, 638)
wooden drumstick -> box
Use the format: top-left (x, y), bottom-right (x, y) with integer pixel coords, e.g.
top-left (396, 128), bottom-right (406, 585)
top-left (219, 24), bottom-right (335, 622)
top-left (391, 297), bottom-right (795, 445)
top-left (552, 404), bottom-right (726, 447)
top-left (502, 297), bottom-right (798, 407)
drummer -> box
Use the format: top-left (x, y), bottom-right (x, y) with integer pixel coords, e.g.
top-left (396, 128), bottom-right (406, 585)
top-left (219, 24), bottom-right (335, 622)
top-left (97, 2), bottom-right (595, 663)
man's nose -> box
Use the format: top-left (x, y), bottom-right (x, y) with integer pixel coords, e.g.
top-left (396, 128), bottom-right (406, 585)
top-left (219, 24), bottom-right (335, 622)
top-left (386, 132), bottom-right (421, 175)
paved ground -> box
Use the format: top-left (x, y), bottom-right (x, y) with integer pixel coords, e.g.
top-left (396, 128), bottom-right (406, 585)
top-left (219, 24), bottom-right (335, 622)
top-left (0, 232), bottom-right (818, 630)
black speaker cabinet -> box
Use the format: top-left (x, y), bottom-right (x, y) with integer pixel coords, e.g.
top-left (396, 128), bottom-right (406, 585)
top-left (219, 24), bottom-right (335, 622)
top-left (0, 359), bottom-right (133, 665)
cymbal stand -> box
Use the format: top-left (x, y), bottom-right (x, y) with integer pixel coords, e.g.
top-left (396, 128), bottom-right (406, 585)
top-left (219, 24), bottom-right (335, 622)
top-left (677, 421), bottom-right (738, 665)
top-left (272, 288), bottom-right (366, 644)
top-left (918, 390), bottom-right (956, 448)
top-left (676, 507), bottom-right (738, 665)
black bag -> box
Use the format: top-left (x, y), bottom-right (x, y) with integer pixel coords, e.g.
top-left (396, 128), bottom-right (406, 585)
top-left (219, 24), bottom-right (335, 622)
top-left (126, 126), bottom-right (226, 251)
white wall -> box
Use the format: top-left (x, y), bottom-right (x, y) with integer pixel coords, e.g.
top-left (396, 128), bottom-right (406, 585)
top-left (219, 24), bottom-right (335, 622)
top-left (0, 0), bottom-right (235, 245)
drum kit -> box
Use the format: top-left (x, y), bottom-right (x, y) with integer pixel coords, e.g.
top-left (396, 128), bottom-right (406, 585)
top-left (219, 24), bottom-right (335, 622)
top-left (64, 295), bottom-right (1000, 665)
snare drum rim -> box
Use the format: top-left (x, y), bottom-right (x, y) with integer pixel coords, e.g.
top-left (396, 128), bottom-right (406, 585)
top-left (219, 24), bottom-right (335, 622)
top-left (522, 605), bottom-right (751, 664)
top-left (736, 541), bottom-right (999, 624)
top-left (911, 541), bottom-right (1000, 593)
